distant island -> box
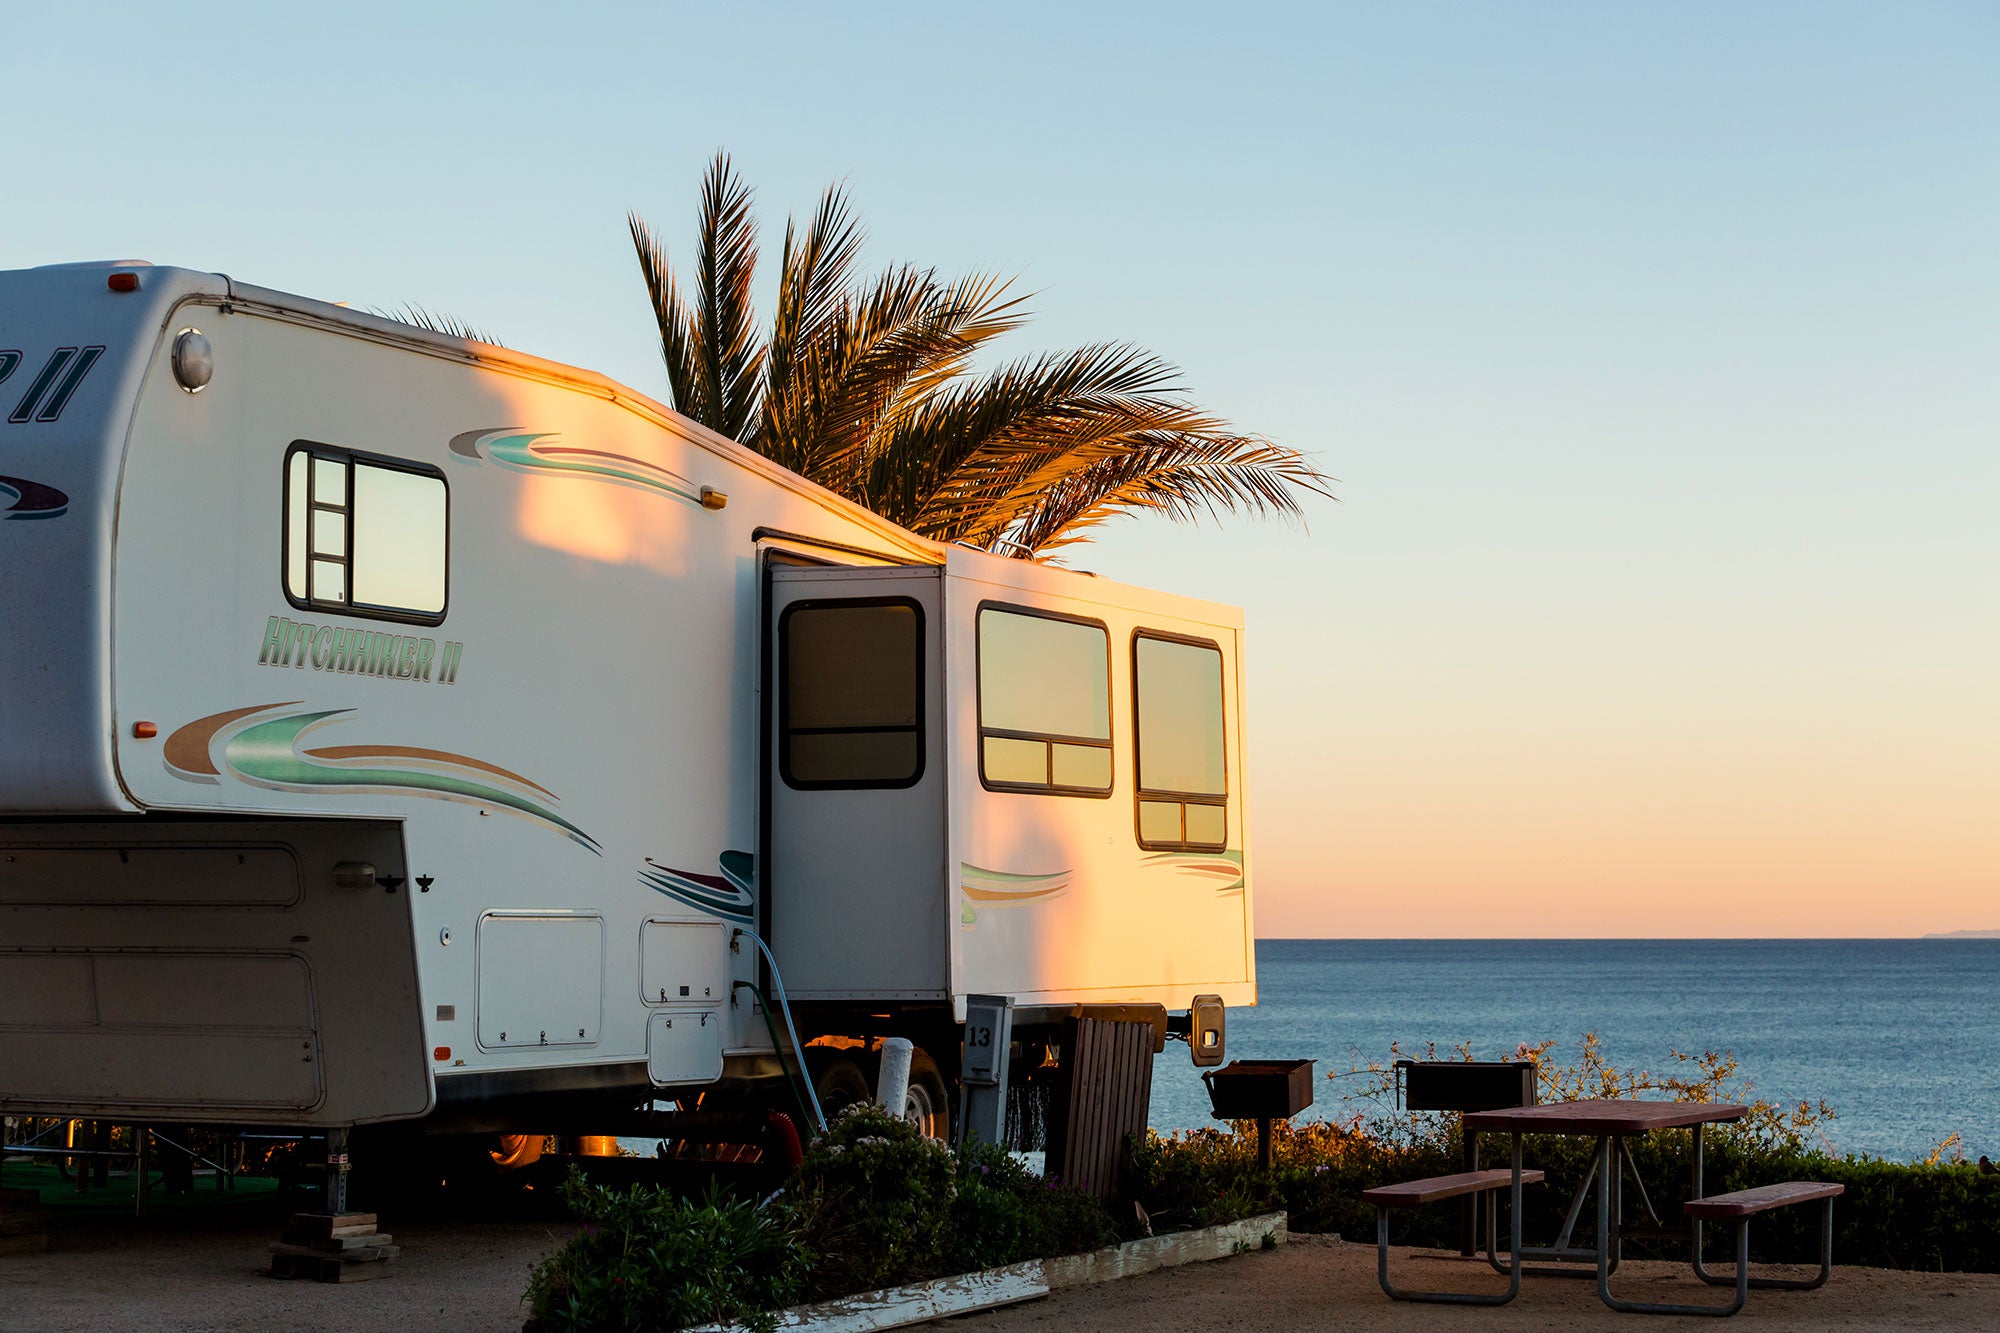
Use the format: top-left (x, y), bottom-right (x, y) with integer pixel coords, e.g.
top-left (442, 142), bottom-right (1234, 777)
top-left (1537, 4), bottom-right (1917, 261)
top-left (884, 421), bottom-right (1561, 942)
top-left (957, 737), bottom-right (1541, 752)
top-left (1923, 929), bottom-right (2000, 939)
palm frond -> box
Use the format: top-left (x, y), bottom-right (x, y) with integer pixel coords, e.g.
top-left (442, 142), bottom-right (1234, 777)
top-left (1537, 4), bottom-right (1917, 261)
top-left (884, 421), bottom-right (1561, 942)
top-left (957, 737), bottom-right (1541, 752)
top-left (991, 433), bottom-right (1334, 558)
top-left (629, 211), bottom-right (703, 420)
top-left (692, 151), bottom-right (765, 440)
top-left (377, 303), bottom-right (506, 346)
top-left (874, 343), bottom-right (1208, 536)
top-left (765, 181), bottom-right (865, 436)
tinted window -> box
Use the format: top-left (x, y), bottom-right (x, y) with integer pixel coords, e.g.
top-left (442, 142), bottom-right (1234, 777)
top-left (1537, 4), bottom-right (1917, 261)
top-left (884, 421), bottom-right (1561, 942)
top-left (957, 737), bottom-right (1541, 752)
top-left (977, 607), bottom-right (1111, 795)
top-left (782, 601), bottom-right (923, 788)
top-left (1134, 634), bottom-right (1227, 848)
top-left (285, 443), bottom-right (447, 623)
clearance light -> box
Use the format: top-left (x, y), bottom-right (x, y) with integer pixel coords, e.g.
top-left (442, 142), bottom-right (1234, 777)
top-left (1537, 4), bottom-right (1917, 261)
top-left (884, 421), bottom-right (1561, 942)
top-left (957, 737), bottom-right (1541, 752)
top-left (434, 1046), bottom-right (451, 1062)
top-left (107, 272), bottom-right (140, 293)
top-left (132, 721), bottom-right (158, 739)
top-left (699, 486), bottom-right (728, 510)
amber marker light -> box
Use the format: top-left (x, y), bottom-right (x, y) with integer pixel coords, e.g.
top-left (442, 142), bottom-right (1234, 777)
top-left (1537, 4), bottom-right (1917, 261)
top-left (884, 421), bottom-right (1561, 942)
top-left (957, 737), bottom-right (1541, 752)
top-left (434, 1046), bottom-right (451, 1062)
top-left (132, 721), bottom-right (158, 739)
top-left (107, 272), bottom-right (140, 292)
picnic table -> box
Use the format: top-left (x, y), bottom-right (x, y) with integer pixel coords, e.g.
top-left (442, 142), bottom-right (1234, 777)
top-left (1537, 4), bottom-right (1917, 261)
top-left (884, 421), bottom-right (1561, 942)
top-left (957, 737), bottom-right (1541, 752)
top-left (1459, 1098), bottom-right (1832, 1315)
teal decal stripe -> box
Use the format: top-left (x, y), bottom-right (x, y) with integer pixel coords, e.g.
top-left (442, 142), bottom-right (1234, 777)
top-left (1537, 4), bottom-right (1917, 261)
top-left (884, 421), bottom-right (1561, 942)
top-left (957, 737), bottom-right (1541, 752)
top-left (469, 430), bottom-right (705, 506)
top-left (224, 708), bottom-right (600, 853)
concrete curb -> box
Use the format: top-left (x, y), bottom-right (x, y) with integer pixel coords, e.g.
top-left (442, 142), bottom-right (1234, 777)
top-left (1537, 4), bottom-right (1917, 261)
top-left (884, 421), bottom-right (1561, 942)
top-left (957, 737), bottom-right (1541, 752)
top-left (694, 1211), bottom-right (1289, 1332)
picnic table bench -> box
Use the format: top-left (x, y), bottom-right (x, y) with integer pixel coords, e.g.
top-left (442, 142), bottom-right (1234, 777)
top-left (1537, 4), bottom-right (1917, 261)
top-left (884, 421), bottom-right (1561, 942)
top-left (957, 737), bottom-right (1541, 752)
top-left (1361, 1150), bottom-right (1543, 1305)
top-left (1669, 1181), bottom-right (1844, 1317)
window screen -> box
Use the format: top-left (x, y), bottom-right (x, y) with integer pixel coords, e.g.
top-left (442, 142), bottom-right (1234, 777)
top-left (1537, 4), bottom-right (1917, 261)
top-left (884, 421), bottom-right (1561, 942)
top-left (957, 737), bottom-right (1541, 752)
top-left (977, 606), bottom-right (1112, 795)
top-left (781, 600), bottom-right (924, 788)
top-left (285, 443), bottom-right (448, 623)
top-left (1134, 633), bottom-right (1227, 849)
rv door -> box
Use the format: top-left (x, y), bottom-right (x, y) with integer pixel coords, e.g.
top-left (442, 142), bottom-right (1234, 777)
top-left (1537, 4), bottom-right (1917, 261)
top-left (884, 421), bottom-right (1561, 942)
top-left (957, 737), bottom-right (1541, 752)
top-left (765, 565), bottom-right (946, 998)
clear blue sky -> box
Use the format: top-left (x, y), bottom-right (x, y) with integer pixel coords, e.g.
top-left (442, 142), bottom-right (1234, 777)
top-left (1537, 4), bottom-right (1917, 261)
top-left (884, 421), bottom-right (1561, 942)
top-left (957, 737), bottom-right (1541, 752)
top-left (7, 3), bottom-right (1995, 934)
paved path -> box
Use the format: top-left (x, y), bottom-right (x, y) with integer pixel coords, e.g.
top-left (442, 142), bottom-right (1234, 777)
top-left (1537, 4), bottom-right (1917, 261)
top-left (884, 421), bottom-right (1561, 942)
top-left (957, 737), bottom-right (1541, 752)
top-left (5, 1221), bottom-right (1997, 1331)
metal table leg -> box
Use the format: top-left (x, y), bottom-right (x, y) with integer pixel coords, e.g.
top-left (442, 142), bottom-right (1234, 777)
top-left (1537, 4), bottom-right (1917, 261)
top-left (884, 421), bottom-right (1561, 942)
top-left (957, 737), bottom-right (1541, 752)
top-left (1597, 1131), bottom-right (1752, 1316)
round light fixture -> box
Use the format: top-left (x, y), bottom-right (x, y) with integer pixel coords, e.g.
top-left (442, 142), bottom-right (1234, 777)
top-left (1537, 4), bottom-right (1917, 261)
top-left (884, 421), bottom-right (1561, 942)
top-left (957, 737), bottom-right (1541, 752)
top-left (171, 328), bottom-right (213, 394)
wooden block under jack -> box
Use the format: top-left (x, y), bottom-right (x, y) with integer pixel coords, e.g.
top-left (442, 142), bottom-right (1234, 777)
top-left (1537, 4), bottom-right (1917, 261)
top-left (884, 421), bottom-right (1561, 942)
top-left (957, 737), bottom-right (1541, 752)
top-left (285, 1211), bottom-right (377, 1238)
top-left (268, 1243), bottom-right (401, 1283)
top-left (279, 1230), bottom-right (394, 1252)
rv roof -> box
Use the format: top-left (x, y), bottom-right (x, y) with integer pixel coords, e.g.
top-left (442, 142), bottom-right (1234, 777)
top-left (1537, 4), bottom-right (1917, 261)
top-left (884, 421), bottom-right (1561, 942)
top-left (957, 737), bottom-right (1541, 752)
top-left (17, 261), bottom-right (1241, 623)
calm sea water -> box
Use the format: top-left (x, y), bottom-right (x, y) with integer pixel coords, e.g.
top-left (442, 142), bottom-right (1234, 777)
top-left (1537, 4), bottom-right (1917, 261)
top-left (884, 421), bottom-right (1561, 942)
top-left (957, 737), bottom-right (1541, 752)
top-left (1146, 939), bottom-right (2000, 1163)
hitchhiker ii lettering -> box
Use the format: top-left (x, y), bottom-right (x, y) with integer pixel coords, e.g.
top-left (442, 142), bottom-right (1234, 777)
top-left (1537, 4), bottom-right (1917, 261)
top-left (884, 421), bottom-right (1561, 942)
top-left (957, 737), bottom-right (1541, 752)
top-left (257, 615), bottom-right (463, 684)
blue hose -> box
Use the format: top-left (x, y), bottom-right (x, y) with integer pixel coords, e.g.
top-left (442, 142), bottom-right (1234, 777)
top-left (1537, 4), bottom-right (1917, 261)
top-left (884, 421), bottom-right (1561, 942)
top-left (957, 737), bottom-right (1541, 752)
top-left (733, 927), bottom-right (828, 1133)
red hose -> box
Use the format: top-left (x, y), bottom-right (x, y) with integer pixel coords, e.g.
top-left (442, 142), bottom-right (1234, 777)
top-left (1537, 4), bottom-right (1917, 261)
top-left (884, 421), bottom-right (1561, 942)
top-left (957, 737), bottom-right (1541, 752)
top-left (765, 1110), bottom-right (804, 1171)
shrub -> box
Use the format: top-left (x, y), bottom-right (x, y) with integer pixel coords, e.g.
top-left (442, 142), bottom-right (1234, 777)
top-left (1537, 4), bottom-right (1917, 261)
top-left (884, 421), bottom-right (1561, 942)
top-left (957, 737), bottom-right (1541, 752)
top-left (789, 1103), bottom-right (960, 1296)
top-left (523, 1169), bottom-right (808, 1333)
top-left (946, 1141), bottom-right (1116, 1273)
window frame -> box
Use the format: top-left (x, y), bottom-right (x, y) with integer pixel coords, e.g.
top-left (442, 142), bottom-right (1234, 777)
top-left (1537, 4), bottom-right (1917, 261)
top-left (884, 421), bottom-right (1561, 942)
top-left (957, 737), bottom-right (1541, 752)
top-left (1130, 628), bottom-right (1230, 851)
top-left (281, 439), bottom-right (450, 627)
top-left (777, 595), bottom-right (927, 792)
top-left (975, 600), bottom-right (1114, 799)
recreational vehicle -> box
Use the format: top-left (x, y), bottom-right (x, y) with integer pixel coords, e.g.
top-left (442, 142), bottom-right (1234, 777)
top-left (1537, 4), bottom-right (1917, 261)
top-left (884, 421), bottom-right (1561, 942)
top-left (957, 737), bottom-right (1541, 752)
top-left (0, 261), bottom-right (1253, 1181)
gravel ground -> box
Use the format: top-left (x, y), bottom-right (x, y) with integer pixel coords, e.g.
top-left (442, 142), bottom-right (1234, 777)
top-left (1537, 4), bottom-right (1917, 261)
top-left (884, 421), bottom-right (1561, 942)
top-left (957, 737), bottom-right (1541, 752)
top-left (4, 1221), bottom-right (1997, 1332)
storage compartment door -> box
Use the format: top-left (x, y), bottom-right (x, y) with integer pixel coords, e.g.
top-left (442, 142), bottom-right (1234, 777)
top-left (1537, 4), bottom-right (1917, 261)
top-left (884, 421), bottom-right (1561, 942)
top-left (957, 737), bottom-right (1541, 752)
top-left (646, 1009), bottom-right (722, 1086)
top-left (476, 913), bottom-right (603, 1049)
top-left (766, 566), bottom-right (947, 996)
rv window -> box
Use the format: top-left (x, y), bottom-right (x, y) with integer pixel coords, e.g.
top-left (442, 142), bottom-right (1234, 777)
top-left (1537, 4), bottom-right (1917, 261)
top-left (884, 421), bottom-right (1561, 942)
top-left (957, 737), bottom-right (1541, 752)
top-left (284, 443), bottom-right (448, 624)
top-left (1133, 633), bottom-right (1227, 850)
top-left (781, 600), bottom-right (924, 789)
top-left (977, 606), bottom-right (1112, 796)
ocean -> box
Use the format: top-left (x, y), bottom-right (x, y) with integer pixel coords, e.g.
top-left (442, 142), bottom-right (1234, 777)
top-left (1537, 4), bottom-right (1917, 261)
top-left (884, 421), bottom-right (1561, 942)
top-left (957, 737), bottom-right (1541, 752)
top-left (1145, 939), bottom-right (2000, 1163)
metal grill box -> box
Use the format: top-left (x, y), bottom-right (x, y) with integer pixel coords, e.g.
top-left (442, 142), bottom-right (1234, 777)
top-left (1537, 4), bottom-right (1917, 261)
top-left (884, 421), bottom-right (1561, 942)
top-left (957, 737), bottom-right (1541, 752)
top-left (1395, 1060), bottom-right (1538, 1112)
top-left (1203, 1058), bottom-right (1315, 1120)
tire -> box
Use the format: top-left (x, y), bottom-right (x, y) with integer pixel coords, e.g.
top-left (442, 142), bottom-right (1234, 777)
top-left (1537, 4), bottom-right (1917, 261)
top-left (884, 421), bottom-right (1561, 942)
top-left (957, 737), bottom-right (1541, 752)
top-left (900, 1047), bottom-right (952, 1142)
top-left (810, 1053), bottom-right (873, 1121)
top-left (490, 1134), bottom-right (546, 1170)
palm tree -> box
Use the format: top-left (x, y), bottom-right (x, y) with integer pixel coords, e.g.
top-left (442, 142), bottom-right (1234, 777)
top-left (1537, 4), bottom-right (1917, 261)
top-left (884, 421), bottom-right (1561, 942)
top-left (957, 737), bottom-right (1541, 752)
top-left (630, 153), bottom-right (1329, 559)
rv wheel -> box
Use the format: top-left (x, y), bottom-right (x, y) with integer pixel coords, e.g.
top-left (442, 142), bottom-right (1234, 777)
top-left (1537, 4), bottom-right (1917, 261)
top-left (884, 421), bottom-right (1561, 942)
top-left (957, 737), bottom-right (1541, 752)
top-left (902, 1047), bottom-right (951, 1142)
top-left (810, 1053), bottom-right (872, 1119)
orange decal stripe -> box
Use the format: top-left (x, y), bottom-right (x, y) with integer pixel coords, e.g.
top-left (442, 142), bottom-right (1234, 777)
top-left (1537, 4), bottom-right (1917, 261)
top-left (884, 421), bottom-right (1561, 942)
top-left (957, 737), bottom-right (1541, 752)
top-left (961, 883), bottom-right (1069, 903)
top-left (163, 702), bottom-right (302, 777)
top-left (302, 745), bottom-right (559, 800)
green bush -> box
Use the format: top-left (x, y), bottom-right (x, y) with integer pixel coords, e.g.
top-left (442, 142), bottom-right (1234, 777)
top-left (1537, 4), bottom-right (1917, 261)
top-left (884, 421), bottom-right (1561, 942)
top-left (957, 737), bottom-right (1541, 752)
top-left (788, 1106), bottom-right (1120, 1297)
top-left (788, 1103), bottom-right (961, 1296)
top-left (523, 1170), bottom-right (809, 1333)
top-left (947, 1141), bottom-right (1117, 1273)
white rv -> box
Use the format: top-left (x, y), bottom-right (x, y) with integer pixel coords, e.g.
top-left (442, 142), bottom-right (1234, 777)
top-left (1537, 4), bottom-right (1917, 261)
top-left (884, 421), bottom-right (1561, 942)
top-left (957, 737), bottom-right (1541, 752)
top-left (0, 261), bottom-right (1253, 1164)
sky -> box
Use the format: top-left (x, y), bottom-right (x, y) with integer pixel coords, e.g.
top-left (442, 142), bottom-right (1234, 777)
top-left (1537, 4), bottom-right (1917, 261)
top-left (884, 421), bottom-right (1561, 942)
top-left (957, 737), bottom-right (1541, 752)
top-left (5, 3), bottom-right (1994, 937)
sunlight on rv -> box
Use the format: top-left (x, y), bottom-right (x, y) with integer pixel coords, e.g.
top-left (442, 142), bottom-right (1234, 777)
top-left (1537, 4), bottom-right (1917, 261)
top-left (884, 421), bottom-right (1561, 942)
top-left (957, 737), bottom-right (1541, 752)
top-left (514, 469), bottom-right (693, 575)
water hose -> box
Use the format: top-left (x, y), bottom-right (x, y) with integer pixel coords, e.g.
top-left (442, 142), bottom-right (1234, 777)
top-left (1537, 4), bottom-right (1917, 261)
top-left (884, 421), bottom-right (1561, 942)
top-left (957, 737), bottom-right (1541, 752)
top-left (733, 927), bottom-right (829, 1133)
top-left (739, 978), bottom-right (821, 1135)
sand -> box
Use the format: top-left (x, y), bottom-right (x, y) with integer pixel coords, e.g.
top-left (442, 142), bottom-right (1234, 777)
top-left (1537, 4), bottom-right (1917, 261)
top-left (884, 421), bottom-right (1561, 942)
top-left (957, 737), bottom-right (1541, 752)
top-left (3, 1221), bottom-right (1996, 1331)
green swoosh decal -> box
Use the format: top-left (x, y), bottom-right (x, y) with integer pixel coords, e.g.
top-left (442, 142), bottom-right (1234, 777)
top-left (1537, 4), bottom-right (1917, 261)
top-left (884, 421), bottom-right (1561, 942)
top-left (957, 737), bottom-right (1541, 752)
top-left (225, 709), bottom-right (599, 852)
top-left (481, 432), bottom-right (703, 505)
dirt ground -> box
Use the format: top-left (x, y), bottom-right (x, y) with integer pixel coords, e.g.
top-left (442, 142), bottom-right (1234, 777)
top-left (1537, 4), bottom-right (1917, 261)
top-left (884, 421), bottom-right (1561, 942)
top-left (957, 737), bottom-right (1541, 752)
top-left (4, 1221), bottom-right (1997, 1332)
